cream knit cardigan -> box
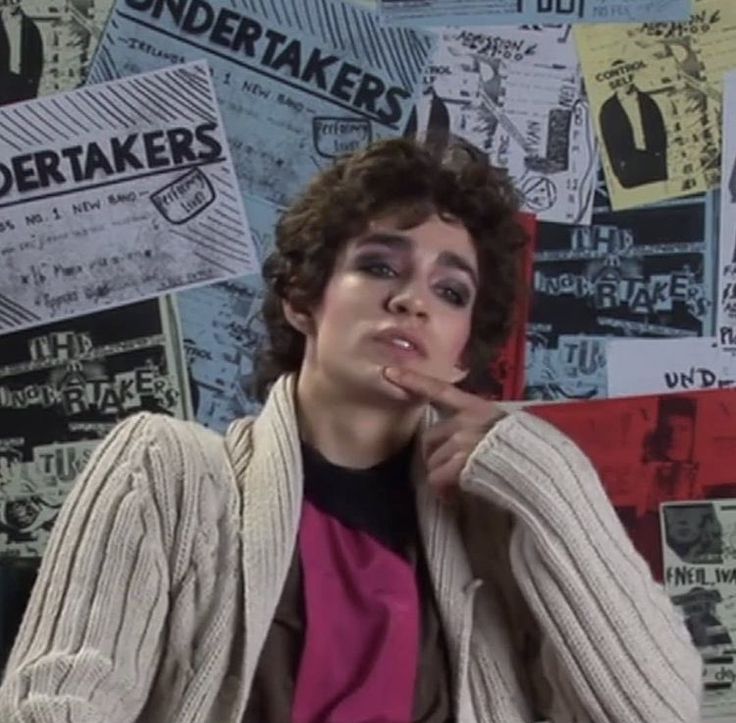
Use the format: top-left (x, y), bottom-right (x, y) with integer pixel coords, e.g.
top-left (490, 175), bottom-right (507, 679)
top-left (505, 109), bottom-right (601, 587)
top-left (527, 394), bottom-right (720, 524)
top-left (0, 374), bottom-right (702, 722)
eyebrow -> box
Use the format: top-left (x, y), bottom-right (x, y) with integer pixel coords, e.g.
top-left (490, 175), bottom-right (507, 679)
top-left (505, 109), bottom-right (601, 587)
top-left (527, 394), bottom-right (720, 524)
top-left (354, 232), bottom-right (478, 287)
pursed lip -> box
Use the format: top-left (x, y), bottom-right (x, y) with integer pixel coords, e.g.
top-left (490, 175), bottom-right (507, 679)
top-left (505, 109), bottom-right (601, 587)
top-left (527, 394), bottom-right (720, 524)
top-left (373, 326), bottom-right (428, 358)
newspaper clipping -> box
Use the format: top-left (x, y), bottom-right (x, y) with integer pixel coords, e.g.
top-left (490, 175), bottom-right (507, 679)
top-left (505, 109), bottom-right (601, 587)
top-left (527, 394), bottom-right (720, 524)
top-left (662, 498), bottom-right (736, 718)
top-left (0, 296), bottom-right (192, 559)
top-left (530, 389), bottom-right (736, 583)
top-left (526, 195), bottom-right (716, 400)
top-left (419, 24), bottom-right (595, 224)
top-left (0, 59), bottom-right (255, 334)
top-left (576, 1), bottom-right (736, 210)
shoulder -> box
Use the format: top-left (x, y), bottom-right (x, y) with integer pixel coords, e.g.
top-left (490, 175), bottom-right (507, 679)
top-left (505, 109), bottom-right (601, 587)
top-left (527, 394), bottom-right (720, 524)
top-left (105, 411), bottom-right (227, 472)
top-left (98, 413), bottom-right (236, 552)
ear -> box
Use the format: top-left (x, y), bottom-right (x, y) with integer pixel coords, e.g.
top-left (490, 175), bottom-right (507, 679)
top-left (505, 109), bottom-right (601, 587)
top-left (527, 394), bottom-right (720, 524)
top-left (282, 298), bottom-right (314, 336)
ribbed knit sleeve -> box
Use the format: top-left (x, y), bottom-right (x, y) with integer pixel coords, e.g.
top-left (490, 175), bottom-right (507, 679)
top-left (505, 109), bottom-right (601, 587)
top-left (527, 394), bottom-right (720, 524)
top-left (459, 412), bottom-right (703, 723)
top-left (0, 413), bottom-right (190, 722)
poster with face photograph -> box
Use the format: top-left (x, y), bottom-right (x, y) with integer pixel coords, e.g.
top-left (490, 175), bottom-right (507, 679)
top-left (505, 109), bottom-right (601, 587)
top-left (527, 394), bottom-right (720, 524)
top-left (662, 498), bottom-right (736, 719)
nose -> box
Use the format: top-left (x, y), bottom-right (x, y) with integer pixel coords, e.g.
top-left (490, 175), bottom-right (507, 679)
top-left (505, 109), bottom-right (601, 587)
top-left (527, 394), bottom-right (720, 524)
top-left (385, 283), bottom-right (429, 319)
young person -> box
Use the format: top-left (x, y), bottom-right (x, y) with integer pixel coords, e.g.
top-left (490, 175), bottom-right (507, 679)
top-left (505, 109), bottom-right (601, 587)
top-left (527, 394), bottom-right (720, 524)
top-left (0, 138), bottom-right (701, 722)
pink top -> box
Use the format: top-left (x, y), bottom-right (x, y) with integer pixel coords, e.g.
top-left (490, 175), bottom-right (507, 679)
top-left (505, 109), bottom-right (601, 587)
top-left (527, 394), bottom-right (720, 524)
top-left (292, 499), bottom-right (421, 723)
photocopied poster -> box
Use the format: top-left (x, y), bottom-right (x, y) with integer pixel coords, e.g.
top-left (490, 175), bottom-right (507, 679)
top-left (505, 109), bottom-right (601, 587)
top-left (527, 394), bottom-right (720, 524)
top-left (0, 296), bottom-right (192, 559)
top-left (530, 389), bottom-right (736, 583)
top-left (0, 0), bottom-right (114, 107)
top-left (717, 69), bottom-right (736, 357)
top-left (662, 499), bottom-right (736, 719)
top-left (576, 1), bottom-right (736, 210)
top-left (0, 59), bottom-right (255, 335)
top-left (419, 24), bottom-right (595, 225)
top-left (88, 0), bottom-right (435, 209)
top-left (378, 0), bottom-right (692, 26)
top-left (177, 275), bottom-right (266, 433)
top-left (607, 337), bottom-right (735, 397)
top-left (526, 194), bottom-right (716, 401)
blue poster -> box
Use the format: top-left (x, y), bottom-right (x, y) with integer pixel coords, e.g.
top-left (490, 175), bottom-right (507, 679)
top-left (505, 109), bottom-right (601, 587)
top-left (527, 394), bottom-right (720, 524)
top-left (88, 0), bottom-right (434, 208)
top-left (378, 0), bottom-right (692, 25)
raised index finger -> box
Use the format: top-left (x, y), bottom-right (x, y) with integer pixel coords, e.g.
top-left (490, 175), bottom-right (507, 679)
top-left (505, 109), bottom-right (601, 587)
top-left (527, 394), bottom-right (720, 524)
top-left (382, 366), bottom-right (486, 413)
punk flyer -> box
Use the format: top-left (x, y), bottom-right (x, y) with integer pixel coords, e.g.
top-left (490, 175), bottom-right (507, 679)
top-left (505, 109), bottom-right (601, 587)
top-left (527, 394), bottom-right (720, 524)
top-left (0, 0), bottom-right (114, 107)
top-left (718, 69), bottom-right (736, 357)
top-left (529, 389), bottom-right (736, 584)
top-left (526, 194), bottom-right (716, 401)
top-left (378, 0), bottom-right (692, 26)
top-left (418, 24), bottom-right (595, 225)
top-left (0, 59), bottom-right (255, 335)
top-left (177, 274), bottom-right (266, 433)
top-left (88, 0), bottom-right (434, 209)
top-left (0, 296), bottom-right (192, 559)
top-left (576, 0), bottom-right (736, 210)
top-left (662, 499), bottom-right (736, 718)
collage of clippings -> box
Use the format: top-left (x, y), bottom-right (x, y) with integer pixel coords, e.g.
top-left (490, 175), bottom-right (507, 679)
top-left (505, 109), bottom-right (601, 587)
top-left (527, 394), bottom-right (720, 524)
top-left (3, 2), bottom-right (736, 714)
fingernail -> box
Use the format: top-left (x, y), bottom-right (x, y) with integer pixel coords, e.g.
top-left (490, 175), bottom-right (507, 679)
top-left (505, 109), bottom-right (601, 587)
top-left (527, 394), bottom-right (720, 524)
top-left (384, 366), bottom-right (399, 378)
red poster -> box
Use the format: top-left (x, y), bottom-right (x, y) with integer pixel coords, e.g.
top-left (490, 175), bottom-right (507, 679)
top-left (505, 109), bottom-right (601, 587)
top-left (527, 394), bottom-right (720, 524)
top-left (528, 390), bottom-right (736, 580)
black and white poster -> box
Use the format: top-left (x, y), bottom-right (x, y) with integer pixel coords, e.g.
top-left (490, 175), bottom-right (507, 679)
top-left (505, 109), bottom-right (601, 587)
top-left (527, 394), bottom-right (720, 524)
top-left (526, 194), bottom-right (716, 400)
top-left (0, 0), bottom-right (114, 107)
top-left (0, 296), bottom-right (192, 559)
top-left (662, 499), bottom-right (736, 719)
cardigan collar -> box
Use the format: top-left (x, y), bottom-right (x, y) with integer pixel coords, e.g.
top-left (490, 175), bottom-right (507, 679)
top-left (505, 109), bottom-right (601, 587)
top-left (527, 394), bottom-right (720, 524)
top-left (225, 373), bottom-right (478, 718)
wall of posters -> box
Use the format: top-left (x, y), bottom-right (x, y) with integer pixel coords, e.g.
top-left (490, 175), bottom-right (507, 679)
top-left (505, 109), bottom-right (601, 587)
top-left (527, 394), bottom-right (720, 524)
top-left (526, 194), bottom-right (716, 400)
top-left (576, 1), bottom-right (736, 209)
top-left (0, 296), bottom-right (192, 558)
top-left (662, 498), bottom-right (736, 719)
top-left (419, 24), bottom-right (595, 224)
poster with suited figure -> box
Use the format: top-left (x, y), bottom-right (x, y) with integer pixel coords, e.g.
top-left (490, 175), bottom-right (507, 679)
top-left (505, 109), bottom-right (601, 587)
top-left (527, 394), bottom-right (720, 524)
top-left (576, 1), bottom-right (736, 210)
top-left (0, 0), bottom-right (43, 105)
top-left (0, 0), bottom-right (113, 107)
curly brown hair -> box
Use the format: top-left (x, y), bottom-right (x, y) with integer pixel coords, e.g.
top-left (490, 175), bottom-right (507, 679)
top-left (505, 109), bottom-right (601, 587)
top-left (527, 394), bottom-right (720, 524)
top-left (252, 136), bottom-right (528, 402)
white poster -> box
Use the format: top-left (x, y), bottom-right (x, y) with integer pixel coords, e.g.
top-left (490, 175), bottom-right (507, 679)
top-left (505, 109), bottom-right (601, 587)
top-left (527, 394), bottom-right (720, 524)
top-left (607, 338), bottom-right (735, 397)
top-left (0, 59), bottom-right (255, 335)
top-left (718, 69), bottom-right (736, 356)
top-left (662, 499), bottom-right (736, 719)
top-left (418, 24), bottom-right (596, 224)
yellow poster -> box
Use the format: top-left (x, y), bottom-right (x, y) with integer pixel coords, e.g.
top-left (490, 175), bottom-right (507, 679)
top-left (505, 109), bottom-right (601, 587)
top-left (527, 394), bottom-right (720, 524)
top-left (576, 2), bottom-right (736, 210)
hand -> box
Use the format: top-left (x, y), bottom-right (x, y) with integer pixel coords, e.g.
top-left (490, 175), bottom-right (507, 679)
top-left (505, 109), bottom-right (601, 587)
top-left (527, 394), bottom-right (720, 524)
top-left (382, 366), bottom-right (506, 502)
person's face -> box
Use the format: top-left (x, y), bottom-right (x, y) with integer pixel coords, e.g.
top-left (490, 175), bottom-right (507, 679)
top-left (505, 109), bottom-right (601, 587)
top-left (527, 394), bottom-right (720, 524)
top-left (290, 212), bottom-right (478, 405)
top-left (6, 499), bottom-right (38, 528)
top-left (666, 506), bottom-right (719, 546)
top-left (662, 413), bottom-right (694, 462)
